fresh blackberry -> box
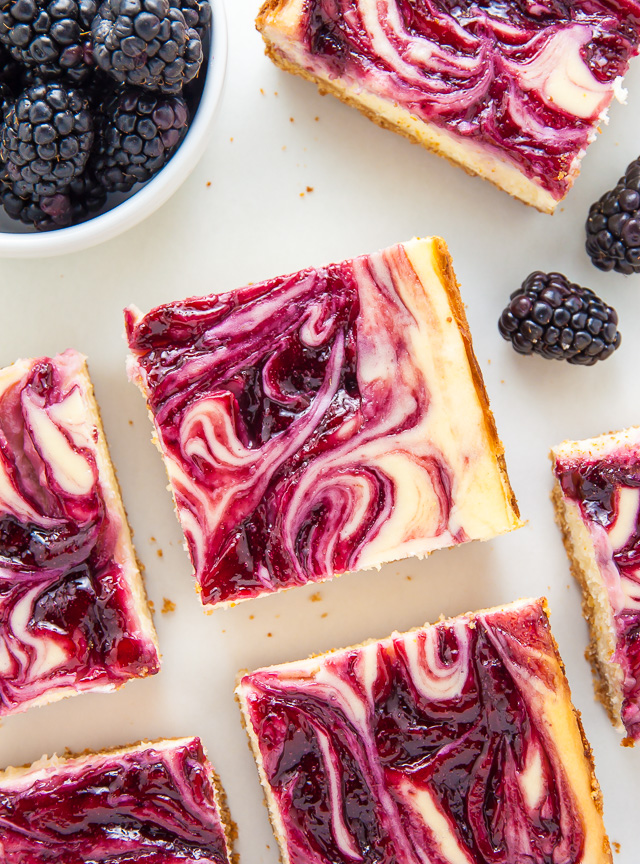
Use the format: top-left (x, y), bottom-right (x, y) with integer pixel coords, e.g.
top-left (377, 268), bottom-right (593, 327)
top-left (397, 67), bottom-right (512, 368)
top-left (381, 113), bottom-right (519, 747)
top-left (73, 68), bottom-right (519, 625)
top-left (498, 272), bottom-right (621, 366)
top-left (0, 186), bottom-right (73, 228)
top-left (0, 80), bottom-right (93, 197)
top-left (586, 157), bottom-right (640, 275)
top-left (91, 0), bottom-right (203, 94)
top-left (90, 86), bottom-right (187, 191)
top-left (0, 0), bottom-right (97, 84)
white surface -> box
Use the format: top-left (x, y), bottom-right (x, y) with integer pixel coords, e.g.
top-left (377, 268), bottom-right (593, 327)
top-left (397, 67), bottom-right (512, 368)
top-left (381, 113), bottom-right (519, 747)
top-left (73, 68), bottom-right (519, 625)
top-left (0, 0), bottom-right (227, 257)
top-left (1, 1), bottom-right (639, 861)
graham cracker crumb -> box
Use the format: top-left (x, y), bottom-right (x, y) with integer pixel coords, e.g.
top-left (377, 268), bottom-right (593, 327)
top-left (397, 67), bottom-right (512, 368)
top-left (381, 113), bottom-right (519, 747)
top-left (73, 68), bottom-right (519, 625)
top-left (161, 598), bottom-right (176, 614)
top-left (310, 592), bottom-right (322, 602)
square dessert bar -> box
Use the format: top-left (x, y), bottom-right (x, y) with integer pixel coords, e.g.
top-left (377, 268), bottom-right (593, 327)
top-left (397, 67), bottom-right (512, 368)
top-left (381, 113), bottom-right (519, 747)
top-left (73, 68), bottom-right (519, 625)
top-left (126, 237), bottom-right (521, 610)
top-left (0, 349), bottom-right (159, 716)
top-left (552, 427), bottom-right (640, 744)
top-left (0, 737), bottom-right (235, 862)
top-left (236, 598), bottom-right (611, 864)
top-left (257, 0), bottom-right (640, 213)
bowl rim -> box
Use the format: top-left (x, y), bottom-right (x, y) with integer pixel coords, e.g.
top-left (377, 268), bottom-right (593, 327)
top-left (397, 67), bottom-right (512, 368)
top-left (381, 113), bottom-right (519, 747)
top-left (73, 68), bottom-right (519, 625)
top-left (0, 0), bottom-right (228, 259)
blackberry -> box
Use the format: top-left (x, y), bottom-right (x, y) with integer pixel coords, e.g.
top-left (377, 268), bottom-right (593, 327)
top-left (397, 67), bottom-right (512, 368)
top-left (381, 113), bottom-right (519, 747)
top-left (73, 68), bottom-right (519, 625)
top-left (498, 272), bottom-right (621, 366)
top-left (0, 0), bottom-right (97, 84)
top-left (90, 86), bottom-right (187, 191)
top-left (1, 186), bottom-right (73, 228)
top-left (91, 0), bottom-right (203, 94)
top-left (0, 80), bottom-right (93, 197)
top-left (586, 157), bottom-right (640, 275)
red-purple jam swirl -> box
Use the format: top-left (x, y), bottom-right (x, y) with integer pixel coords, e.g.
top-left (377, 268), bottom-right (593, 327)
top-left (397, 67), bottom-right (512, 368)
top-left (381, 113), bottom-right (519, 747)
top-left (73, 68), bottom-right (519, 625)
top-left (0, 350), bottom-right (159, 716)
top-left (239, 600), bottom-right (604, 864)
top-left (292, 0), bottom-right (640, 200)
top-left (0, 737), bottom-right (231, 862)
top-left (126, 243), bottom-right (491, 608)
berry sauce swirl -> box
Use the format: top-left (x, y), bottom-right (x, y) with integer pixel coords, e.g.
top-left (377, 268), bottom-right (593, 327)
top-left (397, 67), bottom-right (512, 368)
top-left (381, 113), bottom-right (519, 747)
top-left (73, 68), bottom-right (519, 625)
top-left (239, 601), bottom-right (600, 864)
top-left (125, 243), bottom-right (480, 607)
top-left (0, 350), bottom-right (158, 716)
top-left (293, 0), bottom-right (640, 199)
top-left (0, 738), bottom-right (231, 862)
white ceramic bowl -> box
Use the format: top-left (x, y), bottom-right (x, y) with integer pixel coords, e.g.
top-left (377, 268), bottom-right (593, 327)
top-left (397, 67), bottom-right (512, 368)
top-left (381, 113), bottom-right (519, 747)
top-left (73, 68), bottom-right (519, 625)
top-left (0, 0), bottom-right (227, 258)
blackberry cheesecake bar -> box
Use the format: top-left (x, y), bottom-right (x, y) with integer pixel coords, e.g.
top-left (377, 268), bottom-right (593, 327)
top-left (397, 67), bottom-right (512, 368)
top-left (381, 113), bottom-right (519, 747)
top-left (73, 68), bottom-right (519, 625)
top-left (552, 427), bottom-right (640, 744)
top-left (0, 350), bottom-right (159, 716)
top-left (236, 598), bottom-right (611, 864)
top-left (126, 237), bottom-right (521, 610)
top-left (257, 0), bottom-right (640, 213)
top-left (0, 737), bottom-right (235, 862)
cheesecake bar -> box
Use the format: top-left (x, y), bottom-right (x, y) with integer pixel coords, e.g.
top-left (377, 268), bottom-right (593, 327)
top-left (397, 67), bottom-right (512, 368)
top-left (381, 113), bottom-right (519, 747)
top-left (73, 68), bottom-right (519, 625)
top-left (236, 598), bottom-right (611, 864)
top-left (257, 0), bottom-right (640, 213)
top-left (552, 427), bottom-right (640, 744)
top-left (0, 737), bottom-right (234, 862)
top-left (0, 350), bottom-right (159, 716)
top-left (125, 237), bottom-right (521, 609)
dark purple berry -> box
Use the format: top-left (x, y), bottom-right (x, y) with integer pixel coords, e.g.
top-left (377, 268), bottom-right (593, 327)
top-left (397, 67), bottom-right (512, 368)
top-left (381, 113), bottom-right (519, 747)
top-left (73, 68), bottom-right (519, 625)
top-left (89, 86), bottom-right (188, 191)
top-left (498, 272), bottom-right (621, 366)
top-left (91, 0), bottom-right (203, 93)
top-left (0, 0), bottom-right (96, 83)
top-left (0, 80), bottom-right (93, 197)
top-left (586, 156), bottom-right (640, 274)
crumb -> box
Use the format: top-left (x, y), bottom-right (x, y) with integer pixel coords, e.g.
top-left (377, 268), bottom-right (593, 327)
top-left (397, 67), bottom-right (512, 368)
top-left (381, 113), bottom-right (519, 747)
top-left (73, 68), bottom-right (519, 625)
top-left (487, 358), bottom-right (491, 364)
top-left (148, 600), bottom-right (155, 613)
top-left (306, 186), bottom-right (314, 193)
top-left (206, 181), bottom-right (211, 187)
top-left (267, 632), bottom-right (273, 638)
top-left (222, 629), bottom-right (226, 633)
top-left (321, 612), bottom-right (328, 618)
top-left (274, 91), bottom-right (278, 96)
top-left (315, 116), bottom-right (319, 121)
top-left (161, 597), bottom-right (176, 614)
top-left (613, 842), bottom-right (621, 854)
top-left (229, 137), bottom-right (234, 142)
top-left (289, 117), bottom-right (294, 122)
top-left (310, 592), bottom-right (322, 602)
top-left (299, 192), bottom-right (305, 197)
top-left (406, 575), bottom-right (412, 581)
top-left (150, 536), bottom-right (156, 543)
top-left (446, 316), bottom-right (452, 323)
top-left (157, 549), bottom-right (163, 558)
top-left (249, 614), bottom-right (255, 620)
top-left (500, 379), bottom-right (505, 384)
top-left (282, 145), bottom-right (286, 151)
top-left (128, 419), bottom-right (133, 426)
top-left (260, 88), bottom-right (265, 94)
top-left (275, 614), bottom-right (280, 619)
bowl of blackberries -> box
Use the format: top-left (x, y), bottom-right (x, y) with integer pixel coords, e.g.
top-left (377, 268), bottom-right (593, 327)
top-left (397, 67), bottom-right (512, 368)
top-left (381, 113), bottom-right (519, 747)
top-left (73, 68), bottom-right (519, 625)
top-left (0, 0), bottom-right (226, 255)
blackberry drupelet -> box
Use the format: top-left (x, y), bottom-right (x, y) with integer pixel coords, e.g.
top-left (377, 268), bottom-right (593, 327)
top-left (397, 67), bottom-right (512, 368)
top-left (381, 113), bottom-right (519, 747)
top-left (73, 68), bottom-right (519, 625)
top-left (498, 272), bottom-right (621, 365)
top-left (586, 157), bottom-right (640, 275)
top-left (90, 86), bottom-right (188, 191)
top-left (91, 0), bottom-right (203, 93)
top-left (0, 81), bottom-right (93, 197)
top-left (0, 0), bottom-right (97, 84)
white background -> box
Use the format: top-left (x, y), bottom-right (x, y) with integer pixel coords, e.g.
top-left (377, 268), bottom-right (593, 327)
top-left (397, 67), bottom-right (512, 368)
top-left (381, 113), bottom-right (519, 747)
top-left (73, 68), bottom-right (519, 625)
top-left (1, 2), bottom-right (639, 861)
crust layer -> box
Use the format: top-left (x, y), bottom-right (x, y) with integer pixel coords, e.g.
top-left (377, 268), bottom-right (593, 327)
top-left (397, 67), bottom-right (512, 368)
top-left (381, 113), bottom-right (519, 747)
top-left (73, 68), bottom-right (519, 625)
top-left (551, 482), bottom-right (625, 732)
